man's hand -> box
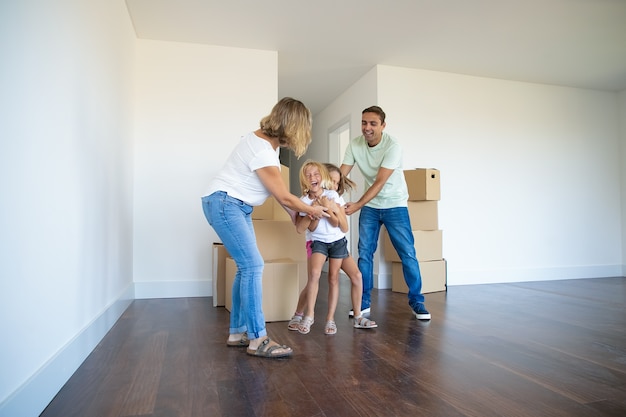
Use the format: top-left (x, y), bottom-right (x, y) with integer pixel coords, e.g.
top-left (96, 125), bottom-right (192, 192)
top-left (344, 201), bottom-right (363, 216)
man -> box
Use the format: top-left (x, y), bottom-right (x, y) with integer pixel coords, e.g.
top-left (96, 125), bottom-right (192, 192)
top-left (340, 105), bottom-right (431, 320)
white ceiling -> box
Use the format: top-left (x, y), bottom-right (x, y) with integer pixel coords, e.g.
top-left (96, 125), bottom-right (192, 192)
top-left (126, 0), bottom-right (626, 115)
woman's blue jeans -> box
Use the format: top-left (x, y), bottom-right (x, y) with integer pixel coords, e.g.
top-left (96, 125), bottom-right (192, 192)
top-left (202, 191), bottom-right (266, 339)
top-left (358, 206), bottom-right (425, 309)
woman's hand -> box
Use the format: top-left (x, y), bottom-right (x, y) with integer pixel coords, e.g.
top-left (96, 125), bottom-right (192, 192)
top-left (309, 204), bottom-right (329, 220)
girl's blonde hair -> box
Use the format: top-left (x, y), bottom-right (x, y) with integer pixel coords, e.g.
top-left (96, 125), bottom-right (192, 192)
top-left (324, 163), bottom-right (356, 195)
top-left (299, 160), bottom-right (333, 195)
top-left (259, 97), bottom-right (312, 158)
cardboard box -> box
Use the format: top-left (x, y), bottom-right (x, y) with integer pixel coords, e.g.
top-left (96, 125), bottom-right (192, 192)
top-left (392, 259), bottom-right (447, 294)
top-left (404, 168), bottom-right (440, 201)
top-left (212, 243), bottom-right (229, 307)
top-left (252, 197), bottom-right (292, 222)
top-left (407, 201), bottom-right (438, 231)
top-left (225, 257), bottom-right (302, 322)
top-left (253, 219), bottom-right (306, 261)
top-left (252, 198), bottom-right (274, 220)
top-left (383, 229), bottom-right (443, 263)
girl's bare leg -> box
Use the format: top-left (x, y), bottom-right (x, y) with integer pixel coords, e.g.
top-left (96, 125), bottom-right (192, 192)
top-left (293, 285), bottom-right (307, 316)
top-left (341, 255), bottom-right (364, 318)
top-left (288, 285), bottom-right (308, 330)
top-left (291, 250), bottom-right (312, 317)
top-left (303, 253), bottom-right (326, 319)
top-left (326, 258), bottom-right (342, 322)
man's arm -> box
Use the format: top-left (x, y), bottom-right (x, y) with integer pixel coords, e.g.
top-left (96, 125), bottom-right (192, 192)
top-left (344, 167), bottom-right (394, 215)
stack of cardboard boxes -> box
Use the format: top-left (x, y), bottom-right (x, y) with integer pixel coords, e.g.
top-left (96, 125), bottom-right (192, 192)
top-left (383, 168), bottom-right (447, 294)
top-left (212, 165), bottom-right (308, 321)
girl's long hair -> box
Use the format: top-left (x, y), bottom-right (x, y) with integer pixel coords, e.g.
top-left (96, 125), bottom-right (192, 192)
top-left (299, 160), bottom-right (332, 195)
top-left (324, 163), bottom-right (356, 195)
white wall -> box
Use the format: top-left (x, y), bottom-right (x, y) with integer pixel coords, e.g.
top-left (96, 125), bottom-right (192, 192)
top-left (379, 65), bottom-right (622, 285)
top-left (0, 1), bottom-right (135, 415)
top-left (0, 11), bottom-right (279, 416)
top-left (314, 65), bottom-right (623, 287)
top-left (132, 40), bottom-right (278, 298)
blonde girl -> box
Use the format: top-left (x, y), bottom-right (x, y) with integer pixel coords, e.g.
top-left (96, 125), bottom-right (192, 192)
top-left (289, 161), bottom-right (377, 335)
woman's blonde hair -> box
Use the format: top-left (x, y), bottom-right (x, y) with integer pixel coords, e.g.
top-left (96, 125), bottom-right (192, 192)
top-left (324, 163), bottom-right (357, 195)
top-left (299, 160), bottom-right (332, 195)
top-left (259, 97), bottom-right (312, 158)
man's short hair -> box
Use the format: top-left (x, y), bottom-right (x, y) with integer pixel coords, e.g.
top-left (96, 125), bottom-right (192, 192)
top-left (362, 106), bottom-right (386, 123)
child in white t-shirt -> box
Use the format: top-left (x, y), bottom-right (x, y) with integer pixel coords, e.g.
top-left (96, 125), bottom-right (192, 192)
top-left (289, 161), bottom-right (377, 335)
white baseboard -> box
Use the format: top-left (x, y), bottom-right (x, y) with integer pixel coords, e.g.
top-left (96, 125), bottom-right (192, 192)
top-left (0, 284), bottom-right (134, 417)
top-left (373, 265), bottom-right (623, 289)
top-left (134, 279), bottom-right (212, 299)
top-left (447, 264), bottom-right (623, 286)
top-left (375, 272), bottom-right (392, 289)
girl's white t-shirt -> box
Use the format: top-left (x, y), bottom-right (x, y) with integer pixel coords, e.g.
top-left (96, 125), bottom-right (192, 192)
top-left (204, 131), bottom-right (280, 206)
top-left (301, 189), bottom-right (346, 243)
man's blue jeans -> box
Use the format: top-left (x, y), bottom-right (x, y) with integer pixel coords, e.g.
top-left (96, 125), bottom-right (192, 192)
top-left (202, 191), bottom-right (267, 339)
top-left (358, 206), bottom-right (425, 309)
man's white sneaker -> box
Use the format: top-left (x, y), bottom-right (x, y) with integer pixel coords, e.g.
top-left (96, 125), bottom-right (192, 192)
top-left (412, 303), bottom-right (431, 320)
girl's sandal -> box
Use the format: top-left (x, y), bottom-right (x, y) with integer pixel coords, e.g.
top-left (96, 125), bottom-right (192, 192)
top-left (324, 320), bottom-right (337, 335)
top-left (287, 314), bottom-right (303, 331)
top-left (354, 315), bottom-right (378, 329)
top-left (297, 316), bottom-right (314, 334)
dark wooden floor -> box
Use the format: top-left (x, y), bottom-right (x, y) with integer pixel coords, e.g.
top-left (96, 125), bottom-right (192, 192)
top-left (41, 276), bottom-right (626, 417)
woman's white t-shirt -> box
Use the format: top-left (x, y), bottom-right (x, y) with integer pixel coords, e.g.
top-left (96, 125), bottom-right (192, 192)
top-left (204, 131), bottom-right (280, 206)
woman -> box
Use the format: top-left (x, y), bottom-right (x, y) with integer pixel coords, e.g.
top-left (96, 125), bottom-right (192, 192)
top-left (201, 97), bottom-right (328, 358)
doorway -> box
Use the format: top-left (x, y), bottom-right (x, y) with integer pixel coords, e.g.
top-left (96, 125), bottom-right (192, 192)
top-left (327, 120), bottom-right (357, 257)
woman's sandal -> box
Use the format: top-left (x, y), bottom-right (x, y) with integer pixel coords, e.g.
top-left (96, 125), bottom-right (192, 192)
top-left (297, 316), bottom-right (314, 334)
top-left (324, 320), bottom-right (337, 335)
top-left (226, 332), bottom-right (249, 347)
top-left (246, 337), bottom-right (293, 358)
top-left (354, 315), bottom-right (378, 329)
top-left (287, 314), bottom-right (303, 331)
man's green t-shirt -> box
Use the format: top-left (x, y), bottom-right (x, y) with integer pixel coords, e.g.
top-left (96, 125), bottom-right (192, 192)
top-left (343, 132), bottom-right (409, 209)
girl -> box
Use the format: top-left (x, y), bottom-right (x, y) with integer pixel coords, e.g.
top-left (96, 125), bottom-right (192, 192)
top-left (289, 161), bottom-right (377, 335)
